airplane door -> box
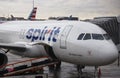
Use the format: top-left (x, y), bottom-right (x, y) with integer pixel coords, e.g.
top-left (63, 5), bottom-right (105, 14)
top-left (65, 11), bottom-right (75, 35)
top-left (60, 25), bottom-right (73, 49)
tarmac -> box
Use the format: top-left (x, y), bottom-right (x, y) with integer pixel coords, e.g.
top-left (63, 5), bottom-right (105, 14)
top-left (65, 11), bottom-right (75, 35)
top-left (3, 53), bottom-right (120, 78)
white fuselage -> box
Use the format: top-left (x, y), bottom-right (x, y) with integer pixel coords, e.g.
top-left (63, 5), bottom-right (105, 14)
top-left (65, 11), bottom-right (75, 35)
top-left (0, 21), bottom-right (118, 66)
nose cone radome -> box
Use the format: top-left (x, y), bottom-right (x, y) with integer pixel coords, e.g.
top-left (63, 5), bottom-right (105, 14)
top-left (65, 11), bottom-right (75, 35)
top-left (98, 44), bottom-right (118, 66)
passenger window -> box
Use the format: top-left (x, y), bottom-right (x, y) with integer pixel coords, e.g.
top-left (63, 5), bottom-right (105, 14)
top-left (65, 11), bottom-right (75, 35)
top-left (103, 34), bottom-right (110, 40)
top-left (77, 33), bottom-right (85, 40)
top-left (83, 33), bottom-right (91, 40)
top-left (92, 34), bottom-right (104, 40)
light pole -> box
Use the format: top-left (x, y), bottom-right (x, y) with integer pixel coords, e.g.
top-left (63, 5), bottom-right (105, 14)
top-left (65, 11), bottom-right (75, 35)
top-left (33, 0), bottom-right (34, 8)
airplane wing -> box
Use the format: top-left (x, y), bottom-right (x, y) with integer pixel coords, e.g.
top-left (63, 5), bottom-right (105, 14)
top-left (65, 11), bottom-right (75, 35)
top-left (0, 43), bottom-right (26, 52)
top-left (0, 42), bottom-right (50, 52)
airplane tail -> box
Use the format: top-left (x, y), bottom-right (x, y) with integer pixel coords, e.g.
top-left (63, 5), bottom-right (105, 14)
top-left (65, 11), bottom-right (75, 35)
top-left (28, 7), bottom-right (37, 20)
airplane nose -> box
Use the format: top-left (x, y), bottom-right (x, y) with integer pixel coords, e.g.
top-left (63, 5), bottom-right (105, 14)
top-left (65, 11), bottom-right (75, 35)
top-left (98, 43), bottom-right (118, 65)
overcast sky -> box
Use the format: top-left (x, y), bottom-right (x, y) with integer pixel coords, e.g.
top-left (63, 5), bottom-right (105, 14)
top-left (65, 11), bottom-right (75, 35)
top-left (0, 0), bottom-right (120, 19)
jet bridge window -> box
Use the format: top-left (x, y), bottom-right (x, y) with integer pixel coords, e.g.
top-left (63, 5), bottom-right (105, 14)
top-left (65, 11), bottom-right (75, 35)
top-left (103, 34), bottom-right (110, 40)
top-left (92, 34), bottom-right (104, 40)
top-left (77, 33), bottom-right (85, 40)
top-left (83, 33), bottom-right (91, 40)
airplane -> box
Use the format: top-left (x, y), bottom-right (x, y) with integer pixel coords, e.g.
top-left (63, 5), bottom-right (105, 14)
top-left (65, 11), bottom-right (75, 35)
top-left (0, 20), bottom-right (118, 77)
top-left (7, 7), bottom-right (37, 21)
top-left (28, 7), bottom-right (37, 20)
top-left (0, 7), bottom-right (37, 25)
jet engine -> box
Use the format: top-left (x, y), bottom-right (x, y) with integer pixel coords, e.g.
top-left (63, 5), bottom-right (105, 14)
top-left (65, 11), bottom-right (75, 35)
top-left (0, 52), bottom-right (8, 71)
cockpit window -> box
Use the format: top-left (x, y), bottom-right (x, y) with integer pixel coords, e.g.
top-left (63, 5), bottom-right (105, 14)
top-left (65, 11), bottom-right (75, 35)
top-left (92, 34), bottom-right (104, 40)
top-left (83, 33), bottom-right (91, 40)
top-left (103, 34), bottom-right (110, 40)
top-left (77, 33), bottom-right (85, 40)
top-left (77, 33), bottom-right (110, 40)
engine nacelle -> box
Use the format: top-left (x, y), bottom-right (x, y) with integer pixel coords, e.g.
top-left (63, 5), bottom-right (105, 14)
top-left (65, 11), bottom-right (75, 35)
top-left (0, 53), bottom-right (8, 71)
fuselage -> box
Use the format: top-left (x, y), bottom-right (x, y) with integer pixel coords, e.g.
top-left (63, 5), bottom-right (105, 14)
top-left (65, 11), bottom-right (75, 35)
top-left (0, 20), bottom-right (118, 66)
